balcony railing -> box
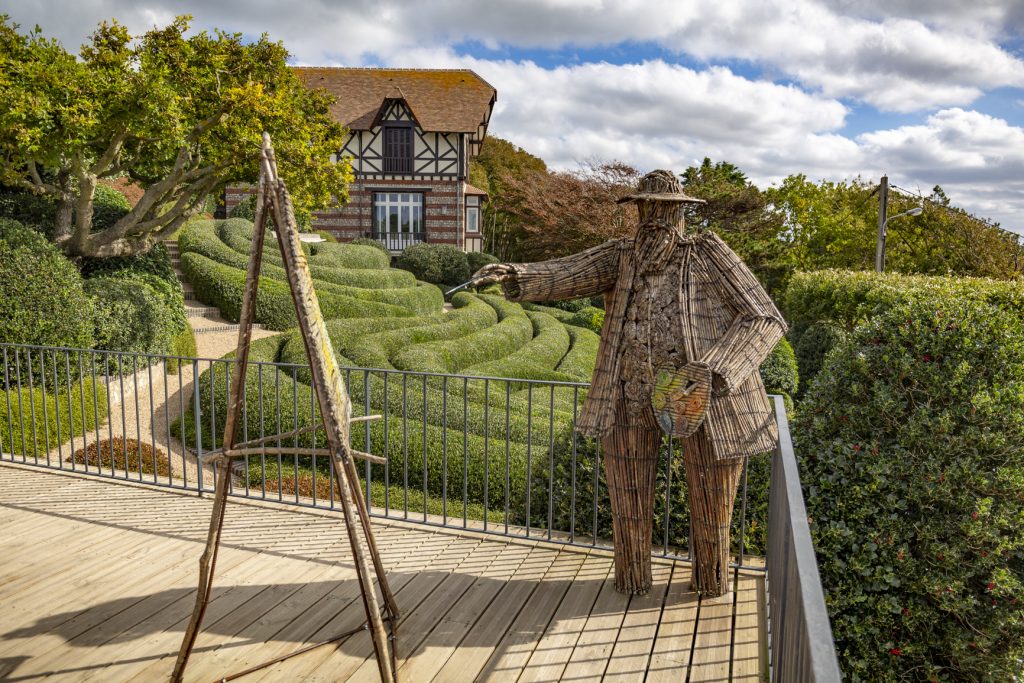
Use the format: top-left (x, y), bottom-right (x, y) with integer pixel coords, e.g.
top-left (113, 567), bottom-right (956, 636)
top-left (366, 230), bottom-right (425, 252)
top-left (0, 342), bottom-right (842, 680)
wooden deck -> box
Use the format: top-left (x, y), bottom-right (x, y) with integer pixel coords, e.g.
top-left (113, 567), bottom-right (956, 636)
top-left (0, 463), bottom-right (766, 682)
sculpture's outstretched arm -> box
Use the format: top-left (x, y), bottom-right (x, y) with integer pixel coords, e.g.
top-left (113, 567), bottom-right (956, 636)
top-left (697, 233), bottom-right (787, 396)
top-left (473, 239), bottom-right (624, 302)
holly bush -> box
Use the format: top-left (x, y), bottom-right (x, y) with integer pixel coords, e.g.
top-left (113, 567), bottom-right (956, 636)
top-left (795, 297), bottom-right (1024, 680)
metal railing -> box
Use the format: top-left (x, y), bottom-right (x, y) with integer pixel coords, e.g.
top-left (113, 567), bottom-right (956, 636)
top-left (366, 231), bottom-right (425, 252)
top-left (0, 342), bottom-right (841, 679)
top-left (766, 395), bottom-right (843, 682)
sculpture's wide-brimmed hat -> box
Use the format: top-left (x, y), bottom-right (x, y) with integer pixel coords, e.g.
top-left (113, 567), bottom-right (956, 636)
top-left (617, 169), bottom-right (705, 204)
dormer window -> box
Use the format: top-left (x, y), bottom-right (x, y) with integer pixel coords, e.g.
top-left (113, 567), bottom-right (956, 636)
top-left (382, 126), bottom-right (412, 174)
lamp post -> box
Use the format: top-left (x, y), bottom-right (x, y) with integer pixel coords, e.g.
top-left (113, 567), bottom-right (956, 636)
top-left (875, 205), bottom-right (923, 272)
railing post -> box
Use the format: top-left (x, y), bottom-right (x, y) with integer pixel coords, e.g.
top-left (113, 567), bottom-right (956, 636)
top-left (193, 358), bottom-right (204, 496)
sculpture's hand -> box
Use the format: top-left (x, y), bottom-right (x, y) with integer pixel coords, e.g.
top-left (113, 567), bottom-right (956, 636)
top-left (470, 263), bottom-right (517, 287)
top-left (652, 361), bottom-right (713, 438)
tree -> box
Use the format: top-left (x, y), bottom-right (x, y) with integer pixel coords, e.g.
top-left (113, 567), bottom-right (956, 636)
top-left (468, 136), bottom-right (548, 259)
top-left (766, 174), bottom-right (1024, 280)
top-left (681, 158), bottom-right (788, 294)
top-left (496, 161), bottom-right (640, 261)
top-left (0, 15), bottom-right (350, 258)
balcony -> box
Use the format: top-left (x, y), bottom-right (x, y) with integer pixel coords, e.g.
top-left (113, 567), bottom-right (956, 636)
top-left (366, 230), bottom-right (425, 252)
top-left (0, 343), bottom-right (841, 681)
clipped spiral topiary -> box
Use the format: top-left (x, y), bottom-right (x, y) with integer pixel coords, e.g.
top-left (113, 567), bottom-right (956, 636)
top-left (796, 297), bottom-right (1024, 680)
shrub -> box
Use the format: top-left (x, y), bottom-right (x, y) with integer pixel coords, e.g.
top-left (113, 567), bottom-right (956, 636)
top-left (569, 306), bottom-right (605, 334)
top-left (793, 322), bottom-right (844, 396)
top-left (796, 298), bottom-right (1024, 680)
top-left (467, 251), bottom-right (499, 273)
top-left (316, 230), bottom-right (338, 243)
top-left (229, 194), bottom-right (257, 221)
top-left (85, 276), bottom-right (179, 356)
top-left (0, 219), bottom-right (94, 351)
top-left (0, 378), bottom-right (109, 459)
top-left (80, 242), bottom-right (178, 285)
top-left (70, 437), bottom-right (170, 478)
top-left (91, 183), bottom-right (131, 231)
top-left (783, 269), bottom-right (1024, 388)
top-left (350, 236), bottom-right (389, 254)
top-left (759, 338), bottom-right (799, 407)
top-left (395, 243), bottom-right (471, 286)
top-left (0, 186), bottom-right (59, 232)
top-left (167, 324), bottom-right (197, 374)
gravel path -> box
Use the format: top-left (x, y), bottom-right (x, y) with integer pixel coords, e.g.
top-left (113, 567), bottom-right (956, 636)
top-left (34, 248), bottom-right (277, 486)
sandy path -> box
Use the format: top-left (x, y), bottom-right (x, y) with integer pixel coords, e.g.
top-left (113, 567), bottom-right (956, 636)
top-left (25, 252), bottom-right (278, 487)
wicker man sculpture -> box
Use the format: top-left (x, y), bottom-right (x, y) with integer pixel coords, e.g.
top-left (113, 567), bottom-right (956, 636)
top-left (473, 170), bottom-right (787, 596)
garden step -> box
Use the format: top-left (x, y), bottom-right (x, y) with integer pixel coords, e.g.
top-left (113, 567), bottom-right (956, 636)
top-left (185, 306), bottom-right (220, 318)
top-left (192, 323), bottom-right (264, 335)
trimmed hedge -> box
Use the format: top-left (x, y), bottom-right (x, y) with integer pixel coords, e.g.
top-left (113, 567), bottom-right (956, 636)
top-left (759, 338), bottom-right (799, 408)
top-left (1, 378), bottom-right (109, 459)
top-left (349, 236), bottom-right (389, 254)
top-left (467, 251), bottom-right (499, 273)
top-left (556, 325), bottom-right (600, 382)
top-left (391, 298), bottom-right (533, 374)
top-left (783, 269), bottom-right (1024, 387)
top-left (85, 275), bottom-right (180, 356)
top-left (569, 306), bottom-right (605, 334)
top-left (342, 294), bottom-right (496, 369)
top-left (0, 219), bottom-right (94, 352)
top-left (181, 252), bottom-right (412, 330)
top-left (80, 242), bottom-right (178, 285)
top-left (395, 243), bottom-right (471, 286)
top-left (796, 298), bottom-right (1024, 680)
top-left (464, 311), bottom-right (571, 380)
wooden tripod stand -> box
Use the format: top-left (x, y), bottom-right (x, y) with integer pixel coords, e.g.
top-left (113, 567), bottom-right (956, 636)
top-left (171, 134), bottom-right (401, 682)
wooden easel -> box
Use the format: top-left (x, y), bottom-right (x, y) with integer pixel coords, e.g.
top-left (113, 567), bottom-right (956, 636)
top-left (171, 134), bottom-right (401, 682)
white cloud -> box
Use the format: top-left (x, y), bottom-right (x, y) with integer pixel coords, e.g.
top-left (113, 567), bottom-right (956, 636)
top-left (4, 1), bottom-right (1024, 231)
top-left (7, 1), bottom-right (1024, 113)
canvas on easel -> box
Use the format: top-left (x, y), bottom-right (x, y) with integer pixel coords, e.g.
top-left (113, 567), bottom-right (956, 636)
top-left (171, 133), bottom-right (401, 683)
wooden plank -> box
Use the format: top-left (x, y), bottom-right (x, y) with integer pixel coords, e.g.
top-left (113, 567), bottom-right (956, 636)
top-left (561, 560), bottom-right (631, 680)
top-left (518, 553), bottom-right (613, 682)
top-left (475, 548), bottom-right (587, 681)
top-left (731, 573), bottom-right (766, 681)
top-left (646, 563), bottom-right (699, 681)
top-left (429, 545), bottom-right (562, 683)
top-left (602, 561), bottom-right (673, 681)
top-left (688, 578), bottom-right (736, 681)
top-left (391, 542), bottom-right (534, 681)
top-left (3, 544), bottom-right (257, 682)
top-left (253, 534), bottom-right (482, 682)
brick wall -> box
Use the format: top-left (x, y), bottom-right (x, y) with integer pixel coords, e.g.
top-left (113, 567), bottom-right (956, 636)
top-left (225, 178), bottom-right (465, 249)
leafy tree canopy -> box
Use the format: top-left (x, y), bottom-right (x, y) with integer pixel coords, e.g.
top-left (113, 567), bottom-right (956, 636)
top-left (0, 15), bottom-right (351, 258)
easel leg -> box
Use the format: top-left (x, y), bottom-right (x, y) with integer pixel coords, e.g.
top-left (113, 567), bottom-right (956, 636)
top-left (333, 455), bottom-right (400, 683)
top-left (343, 456), bottom-right (400, 619)
top-left (171, 463), bottom-right (231, 681)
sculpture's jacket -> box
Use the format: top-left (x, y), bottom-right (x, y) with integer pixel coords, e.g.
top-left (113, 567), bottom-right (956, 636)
top-left (500, 230), bottom-right (787, 461)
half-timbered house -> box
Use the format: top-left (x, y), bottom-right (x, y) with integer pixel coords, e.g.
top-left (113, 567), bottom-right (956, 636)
top-left (226, 67), bottom-right (496, 252)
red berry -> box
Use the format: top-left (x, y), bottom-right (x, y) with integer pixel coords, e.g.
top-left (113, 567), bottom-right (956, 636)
top-left (971, 511), bottom-right (978, 520)
top-left (889, 647), bottom-right (902, 656)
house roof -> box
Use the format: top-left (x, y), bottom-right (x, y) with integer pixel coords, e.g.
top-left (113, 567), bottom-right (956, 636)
top-left (292, 67), bottom-right (497, 134)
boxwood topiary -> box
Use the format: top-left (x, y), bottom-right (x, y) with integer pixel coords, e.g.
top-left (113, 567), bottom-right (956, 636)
top-left (395, 243), bottom-right (471, 286)
top-left (568, 306), bottom-right (605, 334)
top-left (85, 275), bottom-right (179, 356)
top-left (467, 251), bottom-right (499, 274)
top-left (350, 236), bottom-right (389, 254)
top-left (0, 219), bottom-right (94, 351)
top-left (795, 298), bottom-right (1024, 681)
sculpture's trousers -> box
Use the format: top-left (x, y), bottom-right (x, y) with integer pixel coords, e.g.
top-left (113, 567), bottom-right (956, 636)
top-left (602, 402), bottom-right (744, 597)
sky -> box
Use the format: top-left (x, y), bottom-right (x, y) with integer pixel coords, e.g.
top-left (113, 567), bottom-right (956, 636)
top-left (6, 1), bottom-right (1024, 234)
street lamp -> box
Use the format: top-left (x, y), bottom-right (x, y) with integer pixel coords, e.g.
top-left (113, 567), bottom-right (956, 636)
top-left (875, 206), bottom-right (923, 272)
